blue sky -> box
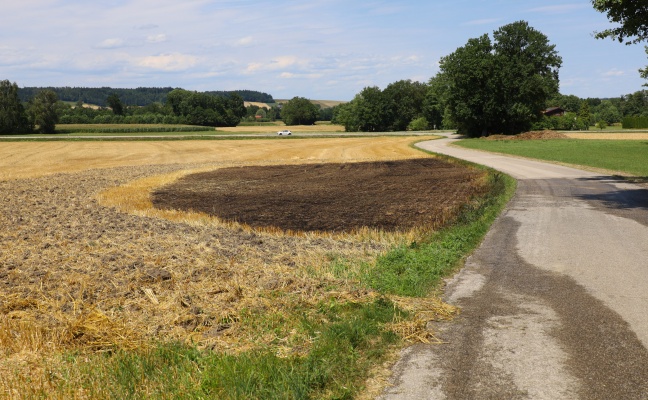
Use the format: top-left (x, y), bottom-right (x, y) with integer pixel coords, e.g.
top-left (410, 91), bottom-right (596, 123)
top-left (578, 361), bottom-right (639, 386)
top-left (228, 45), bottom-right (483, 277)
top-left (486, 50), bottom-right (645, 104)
top-left (1, 0), bottom-right (645, 100)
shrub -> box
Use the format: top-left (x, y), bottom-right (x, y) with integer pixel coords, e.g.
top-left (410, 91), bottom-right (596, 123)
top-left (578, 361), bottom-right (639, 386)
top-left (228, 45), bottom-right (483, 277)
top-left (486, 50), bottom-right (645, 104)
top-left (408, 117), bottom-right (430, 131)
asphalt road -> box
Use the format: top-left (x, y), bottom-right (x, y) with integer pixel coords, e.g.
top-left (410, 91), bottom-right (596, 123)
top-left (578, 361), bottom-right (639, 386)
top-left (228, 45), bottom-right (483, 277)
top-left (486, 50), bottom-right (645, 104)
top-left (381, 135), bottom-right (648, 399)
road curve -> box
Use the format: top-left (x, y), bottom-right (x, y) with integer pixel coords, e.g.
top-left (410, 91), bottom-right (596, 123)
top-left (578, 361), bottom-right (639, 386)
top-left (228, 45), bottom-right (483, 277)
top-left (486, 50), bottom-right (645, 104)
top-left (381, 135), bottom-right (648, 399)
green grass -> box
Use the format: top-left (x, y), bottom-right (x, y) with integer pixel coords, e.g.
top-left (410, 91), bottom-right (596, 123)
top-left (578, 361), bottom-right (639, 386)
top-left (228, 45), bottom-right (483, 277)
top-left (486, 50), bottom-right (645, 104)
top-left (455, 139), bottom-right (648, 178)
top-left (19, 298), bottom-right (404, 399)
top-left (367, 169), bottom-right (515, 297)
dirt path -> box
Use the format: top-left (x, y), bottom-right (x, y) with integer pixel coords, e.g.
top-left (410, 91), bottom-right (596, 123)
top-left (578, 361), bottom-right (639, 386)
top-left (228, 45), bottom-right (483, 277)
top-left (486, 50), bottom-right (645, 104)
top-left (382, 135), bottom-right (648, 399)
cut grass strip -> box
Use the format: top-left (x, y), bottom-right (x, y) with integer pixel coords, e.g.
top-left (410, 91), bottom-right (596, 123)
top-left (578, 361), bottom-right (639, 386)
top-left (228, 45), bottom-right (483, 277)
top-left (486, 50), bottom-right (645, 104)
top-left (367, 170), bottom-right (515, 297)
top-left (454, 138), bottom-right (648, 178)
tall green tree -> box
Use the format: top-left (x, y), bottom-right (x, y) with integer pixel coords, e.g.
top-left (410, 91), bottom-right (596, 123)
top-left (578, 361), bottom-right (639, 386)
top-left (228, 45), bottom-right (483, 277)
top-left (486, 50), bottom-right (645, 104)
top-left (280, 97), bottom-right (319, 125)
top-left (437, 34), bottom-right (498, 136)
top-left (28, 90), bottom-right (59, 133)
top-left (382, 80), bottom-right (428, 131)
top-left (106, 93), bottom-right (124, 115)
top-left (0, 80), bottom-right (32, 134)
top-left (438, 21), bottom-right (561, 136)
top-left (579, 101), bottom-right (591, 126)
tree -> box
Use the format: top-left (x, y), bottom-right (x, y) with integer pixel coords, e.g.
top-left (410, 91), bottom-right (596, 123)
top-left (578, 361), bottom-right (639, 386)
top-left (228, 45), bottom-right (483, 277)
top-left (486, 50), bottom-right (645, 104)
top-left (592, 1), bottom-right (648, 44)
top-left (280, 97), bottom-right (319, 125)
top-left (106, 93), bottom-right (124, 115)
top-left (165, 89), bottom-right (244, 127)
top-left (438, 21), bottom-right (561, 136)
top-left (28, 90), bottom-right (59, 133)
top-left (549, 94), bottom-right (582, 113)
top-left (597, 101), bottom-right (623, 124)
top-left (408, 117), bottom-right (429, 131)
top-left (382, 80), bottom-right (428, 131)
top-left (579, 101), bottom-right (591, 127)
top-left (0, 80), bottom-right (32, 134)
top-left (437, 34), bottom-right (496, 136)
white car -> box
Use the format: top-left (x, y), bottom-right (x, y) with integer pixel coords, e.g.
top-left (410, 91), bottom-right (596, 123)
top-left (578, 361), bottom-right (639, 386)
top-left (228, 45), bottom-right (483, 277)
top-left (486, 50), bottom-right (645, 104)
top-left (277, 130), bottom-right (292, 135)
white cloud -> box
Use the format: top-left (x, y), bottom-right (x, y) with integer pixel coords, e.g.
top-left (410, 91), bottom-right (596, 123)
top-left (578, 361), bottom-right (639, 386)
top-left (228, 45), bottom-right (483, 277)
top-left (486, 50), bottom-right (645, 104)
top-left (137, 53), bottom-right (198, 71)
top-left (602, 69), bottom-right (626, 77)
top-left (280, 72), bottom-right (323, 79)
top-left (245, 56), bottom-right (300, 74)
top-left (234, 36), bottom-right (254, 47)
top-left (146, 34), bottom-right (168, 43)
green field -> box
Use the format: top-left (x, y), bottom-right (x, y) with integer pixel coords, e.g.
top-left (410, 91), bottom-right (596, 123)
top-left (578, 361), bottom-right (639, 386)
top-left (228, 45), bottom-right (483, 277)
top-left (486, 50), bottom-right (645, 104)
top-left (454, 139), bottom-right (648, 178)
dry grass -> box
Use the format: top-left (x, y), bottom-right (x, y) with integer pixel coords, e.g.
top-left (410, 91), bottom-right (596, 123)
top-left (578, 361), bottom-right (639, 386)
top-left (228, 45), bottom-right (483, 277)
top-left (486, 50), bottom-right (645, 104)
top-left (565, 132), bottom-right (648, 140)
top-left (216, 123), bottom-right (346, 132)
top-left (0, 136), bottom-right (430, 181)
top-left (0, 136), bottom-right (460, 396)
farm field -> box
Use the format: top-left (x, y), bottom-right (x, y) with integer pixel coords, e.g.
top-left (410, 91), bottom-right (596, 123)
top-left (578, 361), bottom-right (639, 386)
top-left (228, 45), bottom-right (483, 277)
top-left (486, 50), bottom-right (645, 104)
top-left (0, 136), bottom-right (422, 181)
top-left (0, 136), bottom-right (514, 398)
top-left (216, 123), bottom-right (346, 133)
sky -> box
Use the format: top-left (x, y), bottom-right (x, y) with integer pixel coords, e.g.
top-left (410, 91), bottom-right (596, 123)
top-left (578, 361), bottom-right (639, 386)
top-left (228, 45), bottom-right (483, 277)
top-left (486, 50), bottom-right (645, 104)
top-left (1, 0), bottom-right (645, 101)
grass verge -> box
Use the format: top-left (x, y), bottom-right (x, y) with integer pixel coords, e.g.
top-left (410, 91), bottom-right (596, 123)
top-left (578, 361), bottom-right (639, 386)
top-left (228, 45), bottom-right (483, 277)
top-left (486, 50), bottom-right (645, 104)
top-left (454, 138), bottom-right (648, 179)
top-left (1, 155), bottom-right (516, 399)
top-left (367, 167), bottom-right (515, 297)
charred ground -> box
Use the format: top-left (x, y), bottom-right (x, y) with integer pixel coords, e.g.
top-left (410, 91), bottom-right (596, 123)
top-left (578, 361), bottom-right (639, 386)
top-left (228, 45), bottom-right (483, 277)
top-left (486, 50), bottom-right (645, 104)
top-left (152, 158), bottom-right (488, 233)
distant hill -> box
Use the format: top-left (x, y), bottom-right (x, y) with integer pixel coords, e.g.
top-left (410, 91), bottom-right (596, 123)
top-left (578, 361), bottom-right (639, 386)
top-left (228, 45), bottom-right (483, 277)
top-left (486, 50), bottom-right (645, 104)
top-left (275, 99), bottom-right (347, 109)
top-left (17, 87), bottom-right (274, 107)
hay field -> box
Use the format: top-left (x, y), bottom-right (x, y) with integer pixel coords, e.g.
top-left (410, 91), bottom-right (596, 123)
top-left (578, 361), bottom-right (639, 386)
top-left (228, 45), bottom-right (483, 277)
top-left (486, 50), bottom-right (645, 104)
top-left (565, 132), bottom-right (648, 140)
top-left (0, 136), bottom-right (428, 181)
top-left (216, 123), bottom-right (345, 133)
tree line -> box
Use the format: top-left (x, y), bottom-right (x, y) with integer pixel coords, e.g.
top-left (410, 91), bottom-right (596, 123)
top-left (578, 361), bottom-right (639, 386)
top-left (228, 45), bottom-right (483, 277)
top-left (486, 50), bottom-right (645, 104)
top-left (17, 87), bottom-right (274, 107)
top-left (0, 82), bottom-right (252, 133)
top-left (332, 12), bottom-right (648, 136)
top-left (333, 21), bottom-right (563, 136)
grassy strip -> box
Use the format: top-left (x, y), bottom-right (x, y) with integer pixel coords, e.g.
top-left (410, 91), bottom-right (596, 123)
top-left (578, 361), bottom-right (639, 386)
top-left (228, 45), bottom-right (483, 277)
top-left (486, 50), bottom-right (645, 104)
top-left (56, 126), bottom-right (215, 134)
top-left (454, 138), bottom-right (648, 178)
top-left (4, 156), bottom-right (516, 399)
top-left (368, 169), bottom-right (516, 297)
top-left (12, 298), bottom-right (402, 399)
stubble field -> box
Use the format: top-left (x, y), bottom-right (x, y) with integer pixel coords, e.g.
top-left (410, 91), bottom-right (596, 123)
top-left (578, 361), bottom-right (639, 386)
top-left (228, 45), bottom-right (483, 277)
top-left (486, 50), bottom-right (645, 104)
top-left (0, 136), bottom-right (496, 397)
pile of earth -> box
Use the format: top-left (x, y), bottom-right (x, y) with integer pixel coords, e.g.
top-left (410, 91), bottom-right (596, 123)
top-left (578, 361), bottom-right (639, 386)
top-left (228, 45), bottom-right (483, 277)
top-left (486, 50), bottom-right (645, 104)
top-left (152, 158), bottom-right (488, 233)
top-left (485, 130), bottom-right (568, 140)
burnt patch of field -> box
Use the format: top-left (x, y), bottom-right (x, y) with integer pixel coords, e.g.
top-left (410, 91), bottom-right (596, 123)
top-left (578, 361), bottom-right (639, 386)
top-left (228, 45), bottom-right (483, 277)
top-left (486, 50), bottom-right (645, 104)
top-left (152, 158), bottom-right (488, 233)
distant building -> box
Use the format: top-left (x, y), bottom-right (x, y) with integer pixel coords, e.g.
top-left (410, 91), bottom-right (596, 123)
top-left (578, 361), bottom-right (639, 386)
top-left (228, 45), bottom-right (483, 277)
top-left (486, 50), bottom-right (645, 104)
top-left (543, 107), bottom-right (565, 117)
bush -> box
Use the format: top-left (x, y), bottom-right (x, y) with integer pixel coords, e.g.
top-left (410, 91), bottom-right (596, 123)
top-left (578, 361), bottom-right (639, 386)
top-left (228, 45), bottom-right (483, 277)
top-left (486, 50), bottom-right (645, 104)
top-left (407, 117), bottom-right (430, 131)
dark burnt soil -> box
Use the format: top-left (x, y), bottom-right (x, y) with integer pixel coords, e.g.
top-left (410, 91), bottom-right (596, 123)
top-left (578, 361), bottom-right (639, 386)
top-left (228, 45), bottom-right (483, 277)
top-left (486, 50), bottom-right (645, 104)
top-left (152, 158), bottom-right (488, 233)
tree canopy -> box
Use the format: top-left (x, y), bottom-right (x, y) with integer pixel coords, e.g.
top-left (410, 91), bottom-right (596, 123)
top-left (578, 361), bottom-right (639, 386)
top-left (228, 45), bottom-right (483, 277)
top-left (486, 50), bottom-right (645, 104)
top-left (17, 87), bottom-right (274, 107)
top-left (333, 80), bottom-right (435, 132)
top-left (28, 90), bottom-right (59, 133)
top-left (0, 80), bottom-right (32, 134)
top-left (438, 21), bottom-right (562, 136)
top-left (165, 89), bottom-right (246, 127)
top-left (592, 0), bottom-right (648, 44)
top-left (280, 97), bottom-right (319, 125)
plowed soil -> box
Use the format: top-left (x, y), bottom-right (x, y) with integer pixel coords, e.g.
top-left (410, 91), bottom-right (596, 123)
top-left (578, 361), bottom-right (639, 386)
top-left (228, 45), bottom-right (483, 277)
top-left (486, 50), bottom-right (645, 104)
top-left (152, 158), bottom-right (487, 233)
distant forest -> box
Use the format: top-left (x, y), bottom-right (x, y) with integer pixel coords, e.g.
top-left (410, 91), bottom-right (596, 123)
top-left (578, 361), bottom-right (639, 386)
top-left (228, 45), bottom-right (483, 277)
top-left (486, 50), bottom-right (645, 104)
top-left (17, 87), bottom-right (274, 106)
